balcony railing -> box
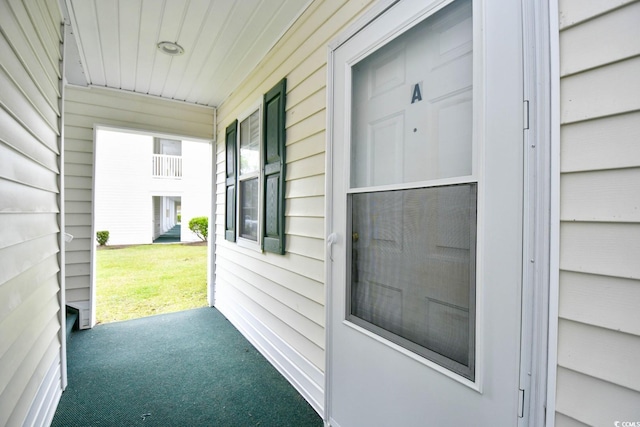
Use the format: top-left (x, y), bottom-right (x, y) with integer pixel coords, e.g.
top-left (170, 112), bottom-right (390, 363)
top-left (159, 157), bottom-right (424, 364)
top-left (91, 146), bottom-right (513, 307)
top-left (152, 154), bottom-right (182, 179)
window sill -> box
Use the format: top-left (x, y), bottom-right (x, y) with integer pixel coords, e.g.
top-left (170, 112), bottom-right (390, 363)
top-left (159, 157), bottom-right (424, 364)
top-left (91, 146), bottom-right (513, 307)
top-left (237, 237), bottom-right (262, 253)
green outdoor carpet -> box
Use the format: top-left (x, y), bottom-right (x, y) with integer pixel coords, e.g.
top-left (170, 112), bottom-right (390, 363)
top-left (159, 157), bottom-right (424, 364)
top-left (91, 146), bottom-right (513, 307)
top-left (153, 224), bottom-right (181, 243)
top-left (52, 307), bottom-right (323, 427)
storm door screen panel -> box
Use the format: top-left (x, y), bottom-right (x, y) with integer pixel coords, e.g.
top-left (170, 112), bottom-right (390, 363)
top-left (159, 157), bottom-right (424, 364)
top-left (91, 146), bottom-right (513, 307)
top-left (349, 184), bottom-right (476, 377)
top-left (347, 0), bottom-right (476, 379)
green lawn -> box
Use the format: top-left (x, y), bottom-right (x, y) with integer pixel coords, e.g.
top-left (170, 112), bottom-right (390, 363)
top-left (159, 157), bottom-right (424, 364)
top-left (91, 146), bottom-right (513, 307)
top-left (96, 243), bottom-right (208, 324)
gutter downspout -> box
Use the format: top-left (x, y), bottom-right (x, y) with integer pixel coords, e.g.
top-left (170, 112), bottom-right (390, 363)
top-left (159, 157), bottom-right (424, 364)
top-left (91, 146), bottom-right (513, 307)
top-left (208, 107), bottom-right (217, 307)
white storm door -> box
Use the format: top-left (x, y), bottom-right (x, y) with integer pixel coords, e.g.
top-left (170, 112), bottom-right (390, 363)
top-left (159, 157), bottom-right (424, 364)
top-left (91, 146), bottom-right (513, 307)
top-left (328, 0), bottom-right (525, 426)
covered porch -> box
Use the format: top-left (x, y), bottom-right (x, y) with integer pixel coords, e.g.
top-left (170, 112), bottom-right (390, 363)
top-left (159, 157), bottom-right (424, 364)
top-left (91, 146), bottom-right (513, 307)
top-left (52, 308), bottom-right (322, 426)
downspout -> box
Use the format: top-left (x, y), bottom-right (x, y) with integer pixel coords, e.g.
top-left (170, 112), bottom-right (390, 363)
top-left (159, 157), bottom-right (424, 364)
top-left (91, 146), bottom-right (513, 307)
top-left (208, 107), bottom-right (217, 307)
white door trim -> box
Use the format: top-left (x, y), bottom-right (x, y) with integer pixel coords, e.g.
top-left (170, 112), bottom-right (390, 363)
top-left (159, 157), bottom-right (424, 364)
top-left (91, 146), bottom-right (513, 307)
top-left (327, 0), bottom-right (399, 51)
top-left (323, 44), bottom-right (335, 427)
top-left (545, 0), bottom-right (561, 426)
top-left (519, 0), bottom-right (558, 425)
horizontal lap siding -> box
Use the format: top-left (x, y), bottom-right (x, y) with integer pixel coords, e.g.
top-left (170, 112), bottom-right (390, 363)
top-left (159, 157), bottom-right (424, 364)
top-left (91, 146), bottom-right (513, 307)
top-left (63, 86), bottom-right (214, 325)
top-left (557, 1), bottom-right (640, 425)
top-left (0, 0), bottom-right (63, 425)
top-left (555, 367), bottom-right (640, 427)
top-left (214, 0), bottom-right (375, 402)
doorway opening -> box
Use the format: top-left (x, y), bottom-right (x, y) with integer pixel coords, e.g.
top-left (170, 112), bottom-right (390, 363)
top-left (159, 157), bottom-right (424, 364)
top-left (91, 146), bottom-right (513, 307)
top-left (93, 128), bottom-right (212, 324)
top-left (152, 196), bottom-right (182, 243)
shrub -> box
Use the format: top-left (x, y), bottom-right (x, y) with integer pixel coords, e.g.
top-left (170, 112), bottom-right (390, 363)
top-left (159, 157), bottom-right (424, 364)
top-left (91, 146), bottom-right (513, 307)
top-left (96, 230), bottom-right (110, 246)
top-left (188, 217), bottom-right (208, 242)
top-left (177, 213), bottom-right (182, 223)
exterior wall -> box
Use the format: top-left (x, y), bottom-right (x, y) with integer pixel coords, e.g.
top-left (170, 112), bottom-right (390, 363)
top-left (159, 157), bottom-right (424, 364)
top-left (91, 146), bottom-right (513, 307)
top-left (94, 131), bottom-right (211, 246)
top-left (556, 1), bottom-right (640, 425)
top-left (95, 130), bottom-right (154, 245)
top-left (181, 140), bottom-right (212, 242)
top-left (64, 85), bottom-right (214, 328)
top-left (0, 0), bottom-right (64, 426)
top-left (214, 0), bottom-right (375, 415)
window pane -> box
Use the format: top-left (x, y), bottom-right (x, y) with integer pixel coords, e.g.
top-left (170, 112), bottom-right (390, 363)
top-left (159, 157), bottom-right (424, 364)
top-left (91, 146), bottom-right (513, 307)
top-left (350, 0), bottom-right (472, 188)
top-left (348, 183), bottom-right (476, 379)
top-left (240, 110), bottom-right (260, 175)
top-left (239, 178), bottom-right (259, 240)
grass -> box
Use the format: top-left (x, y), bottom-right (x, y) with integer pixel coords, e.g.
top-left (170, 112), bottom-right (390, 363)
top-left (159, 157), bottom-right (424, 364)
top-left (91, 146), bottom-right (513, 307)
top-left (96, 243), bottom-right (208, 324)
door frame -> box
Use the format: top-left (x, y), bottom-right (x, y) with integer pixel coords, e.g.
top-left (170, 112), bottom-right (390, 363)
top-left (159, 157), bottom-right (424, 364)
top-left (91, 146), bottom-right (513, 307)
top-left (323, 0), bottom-right (556, 425)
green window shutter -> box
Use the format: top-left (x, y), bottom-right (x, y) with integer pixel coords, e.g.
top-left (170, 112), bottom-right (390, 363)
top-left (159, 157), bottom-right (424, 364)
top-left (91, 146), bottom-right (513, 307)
top-left (262, 78), bottom-right (286, 254)
top-left (225, 120), bottom-right (238, 242)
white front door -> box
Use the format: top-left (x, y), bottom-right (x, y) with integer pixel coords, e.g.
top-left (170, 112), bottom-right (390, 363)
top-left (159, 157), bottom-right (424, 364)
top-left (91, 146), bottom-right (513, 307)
top-left (328, 0), bottom-right (525, 425)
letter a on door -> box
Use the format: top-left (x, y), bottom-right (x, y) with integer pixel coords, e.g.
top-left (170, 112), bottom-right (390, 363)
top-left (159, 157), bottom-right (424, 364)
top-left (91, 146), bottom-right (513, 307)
top-left (411, 83), bottom-right (423, 104)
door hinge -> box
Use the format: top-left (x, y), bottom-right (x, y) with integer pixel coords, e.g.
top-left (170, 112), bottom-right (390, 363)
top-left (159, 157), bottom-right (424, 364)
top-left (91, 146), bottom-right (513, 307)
top-left (524, 100), bottom-right (530, 130)
top-left (518, 388), bottom-right (525, 418)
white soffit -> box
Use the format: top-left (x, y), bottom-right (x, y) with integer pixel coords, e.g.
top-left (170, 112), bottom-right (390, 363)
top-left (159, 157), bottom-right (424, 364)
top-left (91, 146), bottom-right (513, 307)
top-left (65, 0), bottom-right (311, 107)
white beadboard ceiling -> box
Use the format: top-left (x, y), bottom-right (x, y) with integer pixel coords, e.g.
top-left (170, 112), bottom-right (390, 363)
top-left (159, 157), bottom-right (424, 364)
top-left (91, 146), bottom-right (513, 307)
top-left (64, 0), bottom-right (311, 107)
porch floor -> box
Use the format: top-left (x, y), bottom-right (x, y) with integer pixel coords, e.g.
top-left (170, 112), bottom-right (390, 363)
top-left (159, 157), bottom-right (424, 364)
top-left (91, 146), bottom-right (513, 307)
top-left (52, 307), bottom-right (322, 426)
top-left (153, 224), bottom-right (181, 243)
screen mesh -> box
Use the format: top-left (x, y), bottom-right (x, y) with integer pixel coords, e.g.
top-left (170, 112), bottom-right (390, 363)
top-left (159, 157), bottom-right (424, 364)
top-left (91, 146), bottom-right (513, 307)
top-left (349, 183), bottom-right (476, 378)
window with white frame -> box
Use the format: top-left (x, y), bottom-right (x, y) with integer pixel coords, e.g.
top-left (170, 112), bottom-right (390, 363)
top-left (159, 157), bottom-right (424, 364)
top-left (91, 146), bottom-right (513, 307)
top-left (238, 107), bottom-right (261, 245)
top-left (224, 78), bottom-right (287, 255)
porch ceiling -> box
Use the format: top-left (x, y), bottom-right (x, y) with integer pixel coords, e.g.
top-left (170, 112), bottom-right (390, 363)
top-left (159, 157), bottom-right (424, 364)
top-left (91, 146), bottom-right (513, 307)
top-left (63, 0), bottom-right (311, 107)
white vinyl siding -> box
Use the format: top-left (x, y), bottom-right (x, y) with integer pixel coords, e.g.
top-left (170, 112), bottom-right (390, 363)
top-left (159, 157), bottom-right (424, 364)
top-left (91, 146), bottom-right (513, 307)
top-left (214, 0), bottom-right (375, 415)
top-left (0, 0), bottom-right (64, 425)
top-left (94, 132), bottom-right (212, 246)
top-left (556, 0), bottom-right (640, 425)
top-left (94, 132), bottom-right (156, 246)
top-left (64, 86), bottom-right (214, 328)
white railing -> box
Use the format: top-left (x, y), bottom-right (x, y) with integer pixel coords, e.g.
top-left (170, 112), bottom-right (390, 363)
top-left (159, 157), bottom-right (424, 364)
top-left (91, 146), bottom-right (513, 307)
top-left (152, 154), bottom-right (182, 179)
